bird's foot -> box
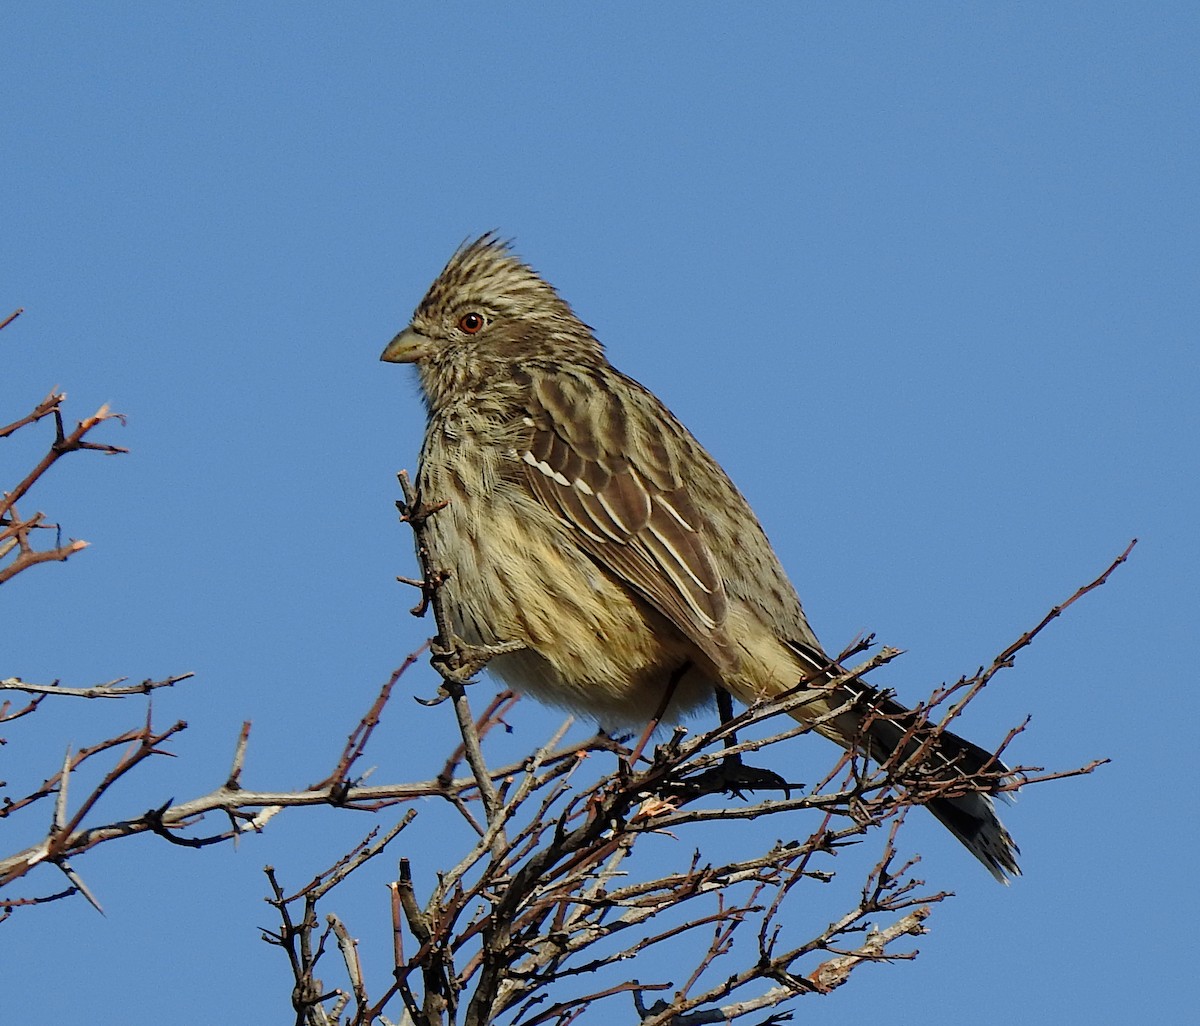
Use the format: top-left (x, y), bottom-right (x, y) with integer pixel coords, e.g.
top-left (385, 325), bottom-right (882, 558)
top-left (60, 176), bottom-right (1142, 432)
top-left (430, 636), bottom-right (526, 685)
top-left (663, 755), bottom-right (798, 803)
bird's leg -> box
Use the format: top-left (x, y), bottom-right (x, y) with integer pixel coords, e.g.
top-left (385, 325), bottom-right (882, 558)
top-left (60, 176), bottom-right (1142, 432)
top-left (659, 687), bottom-right (795, 803)
top-left (707, 686), bottom-right (749, 783)
top-left (626, 661), bottom-right (689, 767)
top-left (712, 687), bottom-right (792, 798)
top-left (715, 686), bottom-right (739, 765)
top-left (430, 636), bottom-right (527, 686)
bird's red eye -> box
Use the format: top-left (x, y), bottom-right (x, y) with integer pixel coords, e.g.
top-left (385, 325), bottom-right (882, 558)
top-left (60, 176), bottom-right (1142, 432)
top-left (458, 312), bottom-right (485, 334)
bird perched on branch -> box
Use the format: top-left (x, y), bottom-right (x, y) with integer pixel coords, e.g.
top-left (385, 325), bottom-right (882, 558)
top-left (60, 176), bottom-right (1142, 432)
top-left (381, 234), bottom-right (1019, 881)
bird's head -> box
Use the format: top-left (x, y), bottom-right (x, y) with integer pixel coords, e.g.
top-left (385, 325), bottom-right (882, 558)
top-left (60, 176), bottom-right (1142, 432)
top-left (381, 233), bottom-right (603, 410)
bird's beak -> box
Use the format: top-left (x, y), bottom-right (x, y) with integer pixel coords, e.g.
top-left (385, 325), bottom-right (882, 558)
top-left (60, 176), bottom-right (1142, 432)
top-left (380, 325), bottom-right (432, 364)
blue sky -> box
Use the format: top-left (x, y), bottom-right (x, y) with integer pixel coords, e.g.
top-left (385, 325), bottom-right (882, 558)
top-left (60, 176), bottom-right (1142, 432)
top-left (3, 4), bottom-right (1196, 1023)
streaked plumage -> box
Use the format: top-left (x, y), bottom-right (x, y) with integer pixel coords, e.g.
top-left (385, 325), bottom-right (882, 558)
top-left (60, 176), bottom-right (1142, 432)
top-left (381, 234), bottom-right (1019, 881)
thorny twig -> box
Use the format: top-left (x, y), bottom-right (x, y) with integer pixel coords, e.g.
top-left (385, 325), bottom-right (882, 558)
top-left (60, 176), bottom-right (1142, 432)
top-left (2, 380), bottom-right (127, 585)
top-left (255, 489), bottom-right (1126, 1025)
top-left (3, 363), bottom-right (1129, 1026)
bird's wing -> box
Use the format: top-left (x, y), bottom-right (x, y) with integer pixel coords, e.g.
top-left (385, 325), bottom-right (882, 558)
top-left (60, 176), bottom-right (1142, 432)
top-left (520, 371), bottom-right (730, 666)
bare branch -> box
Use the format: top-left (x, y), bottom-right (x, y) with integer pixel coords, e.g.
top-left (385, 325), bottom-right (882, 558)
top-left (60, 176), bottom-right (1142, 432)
top-left (0, 674), bottom-right (194, 700)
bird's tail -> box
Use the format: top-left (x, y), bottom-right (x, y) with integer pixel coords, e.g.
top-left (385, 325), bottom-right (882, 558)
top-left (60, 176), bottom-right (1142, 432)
top-left (857, 688), bottom-right (1020, 882)
top-left (788, 649), bottom-right (1020, 882)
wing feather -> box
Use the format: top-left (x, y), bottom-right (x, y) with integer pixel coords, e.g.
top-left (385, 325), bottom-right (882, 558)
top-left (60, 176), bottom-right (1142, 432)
top-left (521, 374), bottom-right (729, 664)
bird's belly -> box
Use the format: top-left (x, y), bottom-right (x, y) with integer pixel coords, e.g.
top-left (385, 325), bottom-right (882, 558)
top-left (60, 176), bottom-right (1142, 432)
top-left (433, 499), bottom-right (716, 727)
top-left (484, 641), bottom-right (717, 729)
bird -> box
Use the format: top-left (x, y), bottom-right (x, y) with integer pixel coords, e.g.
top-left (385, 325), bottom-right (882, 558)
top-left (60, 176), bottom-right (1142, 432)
top-left (380, 233), bottom-right (1019, 881)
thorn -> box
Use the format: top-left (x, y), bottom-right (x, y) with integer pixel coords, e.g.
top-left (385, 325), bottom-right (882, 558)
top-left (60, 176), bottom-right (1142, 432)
top-left (53, 746), bottom-right (72, 832)
top-left (58, 859), bottom-right (105, 916)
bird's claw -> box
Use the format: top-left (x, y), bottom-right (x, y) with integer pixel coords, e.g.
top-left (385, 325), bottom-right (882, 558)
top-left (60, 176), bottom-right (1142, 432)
top-left (662, 757), bottom-right (799, 803)
top-left (430, 636), bottom-right (526, 684)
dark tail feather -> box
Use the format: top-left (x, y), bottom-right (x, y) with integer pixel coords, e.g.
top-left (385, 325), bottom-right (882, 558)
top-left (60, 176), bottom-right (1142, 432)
top-left (860, 692), bottom-right (1021, 882)
top-left (786, 643), bottom-right (1020, 881)
top-left (926, 790), bottom-right (1020, 883)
